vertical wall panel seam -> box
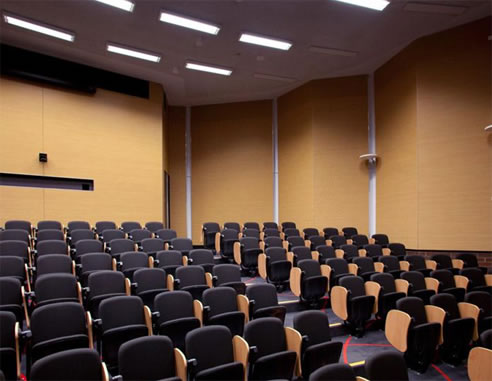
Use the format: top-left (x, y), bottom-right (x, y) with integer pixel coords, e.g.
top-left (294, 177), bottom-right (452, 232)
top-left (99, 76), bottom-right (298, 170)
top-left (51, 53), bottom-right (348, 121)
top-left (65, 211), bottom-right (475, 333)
top-left (185, 106), bottom-right (192, 239)
top-left (368, 74), bottom-right (376, 236)
top-left (273, 98), bottom-right (279, 223)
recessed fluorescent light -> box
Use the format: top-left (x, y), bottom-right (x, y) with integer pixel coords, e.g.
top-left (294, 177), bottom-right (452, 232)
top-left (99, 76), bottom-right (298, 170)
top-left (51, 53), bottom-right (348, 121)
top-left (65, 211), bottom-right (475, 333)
top-left (107, 44), bottom-right (161, 62)
top-left (403, 2), bottom-right (466, 15)
top-left (333, 0), bottom-right (389, 11)
top-left (239, 33), bottom-right (292, 50)
top-left (309, 46), bottom-right (358, 57)
top-left (254, 73), bottom-right (296, 83)
top-left (185, 62), bottom-right (232, 76)
top-left (3, 14), bottom-right (75, 42)
top-left (94, 0), bottom-right (134, 12)
top-left (160, 11), bottom-right (220, 35)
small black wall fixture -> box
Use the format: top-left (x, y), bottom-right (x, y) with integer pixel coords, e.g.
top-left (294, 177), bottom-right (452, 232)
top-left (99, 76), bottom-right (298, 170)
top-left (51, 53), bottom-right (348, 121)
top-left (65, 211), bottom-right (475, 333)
top-left (39, 153), bottom-right (48, 163)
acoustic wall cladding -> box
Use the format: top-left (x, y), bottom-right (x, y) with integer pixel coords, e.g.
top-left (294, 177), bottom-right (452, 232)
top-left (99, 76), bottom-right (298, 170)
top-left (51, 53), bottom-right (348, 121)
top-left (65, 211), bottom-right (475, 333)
top-left (0, 77), bottom-right (165, 225)
top-left (376, 17), bottom-right (491, 251)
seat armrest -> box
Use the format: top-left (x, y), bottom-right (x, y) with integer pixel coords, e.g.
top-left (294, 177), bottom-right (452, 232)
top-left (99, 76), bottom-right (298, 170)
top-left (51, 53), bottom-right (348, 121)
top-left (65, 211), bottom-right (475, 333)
top-left (285, 326), bottom-right (302, 377)
top-left (233, 335), bottom-right (249, 380)
top-left (454, 275), bottom-right (469, 290)
top-left (289, 267), bottom-right (302, 297)
top-left (331, 286), bottom-right (349, 321)
top-left (425, 260), bottom-right (437, 270)
top-left (458, 302), bottom-right (480, 341)
top-left (425, 305), bottom-right (446, 345)
top-left (486, 274), bottom-right (492, 286)
top-left (424, 277), bottom-right (439, 293)
top-left (399, 261), bottom-right (410, 271)
top-left (451, 259), bottom-right (464, 270)
top-left (111, 376), bottom-right (123, 381)
top-left (193, 300), bottom-right (203, 325)
top-left (395, 279), bottom-right (409, 295)
top-left (385, 310), bottom-right (411, 352)
top-left (237, 294), bottom-right (250, 323)
top-left (364, 281), bottom-right (380, 314)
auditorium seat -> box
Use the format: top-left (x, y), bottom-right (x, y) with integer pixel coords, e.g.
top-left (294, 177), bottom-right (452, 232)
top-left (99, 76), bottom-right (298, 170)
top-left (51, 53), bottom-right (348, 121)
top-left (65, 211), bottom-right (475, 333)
top-left (289, 246), bottom-right (316, 266)
top-left (172, 266), bottom-right (210, 301)
top-left (327, 235), bottom-right (347, 249)
top-left (0, 311), bottom-right (21, 381)
top-left (261, 236), bottom-right (283, 251)
top-left (36, 240), bottom-right (68, 257)
top-left (378, 255), bottom-right (407, 279)
top-left (430, 293), bottom-right (477, 365)
top-left (234, 237), bottom-right (262, 275)
top-left (285, 236), bottom-right (306, 251)
top-left (35, 230), bottom-right (65, 247)
top-left (480, 329), bottom-right (492, 349)
top-left (353, 257), bottom-right (383, 282)
top-left (128, 229), bottom-right (152, 244)
top-left (241, 228), bottom-right (260, 240)
top-left (154, 229), bottom-right (178, 245)
top-left (342, 227), bottom-right (358, 239)
top-left (212, 264), bottom-right (246, 295)
top-left (0, 278), bottom-right (28, 325)
top-left (363, 243), bottom-right (390, 261)
top-left (70, 229), bottom-right (96, 246)
top-left (303, 228), bottom-right (319, 240)
top-left (201, 287), bottom-right (245, 336)
top-left (284, 228), bottom-right (300, 240)
top-left (243, 317), bottom-right (298, 381)
top-left (120, 221), bottom-right (141, 233)
top-left (322, 227), bottom-right (339, 240)
top-left (119, 252), bottom-right (151, 281)
top-left (262, 222), bottom-right (278, 231)
top-left (94, 221), bottom-right (117, 235)
top-left (457, 253), bottom-right (488, 273)
top-left (155, 250), bottom-right (186, 277)
top-left (309, 363), bottom-right (358, 381)
top-left (386, 297), bottom-right (442, 373)
top-left (465, 291), bottom-right (492, 334)
top-left (243, 222), bottom-right (260, 231)
top-left (32, 273), bottom-right (81, 308)
top-left (188, 249), bottom-right (215, 274)
top-left (118, 336), bottom-right (184, 381)
top-left (245, 283), bottom-right (286, 323)
top-left (370, 273), bottom-right (408, 320)
top-left (74, 239), bottom-right (104, 261)
top-left (405, 255), bottom-right (436, 277)
top-left (5, 220), bottom-right (32, 234)
top-left (108, 238), bottom-right (136, 260)
top-left (78, 253), bottom-right (115, 286)
top-left (95, 295), bottom-right (151, 373)
top-left (99, 229), bottom-right (125, 246)
top-left (0, 240), bottom-right (31, 266)
top-left (388, 243), bottom-right (407, 260)
top-left (185, 326), bottom-right (244, 381)
top-left (370, 234), bottom-right (390, 247)
top-left (258, 247), bottom-right (291, 290)
top-left (140, 237), bottom-right (165, 256)
top-left (216, 228), bottom-right (239, 262)
top-left (316, 245), bottom-right (336, 263)
top-left (293, 310), bottom-right (342, 377)
top-left (36, 220), bottom-right (63, 232)
top-left (432, 254), bottom-right (464, 275)
top-left (132, 268), bottom-right (168, 309)
top-left (351, 234), bottom-right (369, 249)
top-left (67, 221), bottom-right (91, 233)
top-left (35, 254), bottom-right (74, 278)
top-left (154, 291), bottom-right (201, 351)
top-left (281, 221), bottom-right (296, 231)
top-left (401, 271), bottom-right (438, 305)
top-left (29, 302), bottom-right (91, 367)
top-left (30, 348), bottom-right (108, 381)
top-left (0, 256), bottom-right (29, 290)
top-left (307, 235), bottom-right (327, 251)
top-left (460, 267), bottom-right (492, 293)
top-left (431, 269), bottom-right (468, 302)
top-left (290, 259), bottom-right (330, 307)
top-left (331, 276), bottom-right (376, 337)
top-left (325, 258), bottom-right (357, 288)
top-left (144, 221), bottom-right (164, 233)
top-left (336, 244), bottom-right (362, 263)
top-left (169, 238), bottom-right (193, 257)
top-left (261, 228), bottom-right (281, 239)
top-left (365, 351), bottom-right (409, 381)
top-left (224, 222), bottom-right (241, 232)
top-left (85, 270), bottom-right (129, 319)
top-left (0, 230), bottom-right (32, 248)
top-left (202, 222), bottom-right (220, 251)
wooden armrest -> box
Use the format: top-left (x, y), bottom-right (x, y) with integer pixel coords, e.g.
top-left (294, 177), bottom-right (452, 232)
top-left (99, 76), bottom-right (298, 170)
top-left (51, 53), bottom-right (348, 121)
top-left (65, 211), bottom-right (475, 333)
top-left (385, 310), bottom-right (411, 352)
top-left (233, 242), bottom-right (241, 265)
top-left (215, 232), bottom-right (221, 253)
top-left (290, 267), bottom-right (302, 297)
top-left (112, 258), bottom-right (117, 271)
top-left (399, 261), bottom-right (410, 271)
top-left (285, 327), bottom-right (302, 377)
top-left (468, 347), bottom-right (492, 381)
top-left (125, 278), bottom-right (131, 295)
top-left (205, 272), bottom-right (213, 288)
top-left (425, 260), bottom-right (437, 270)
top-left (174, 348), bottom-right (187, 381)
top-left (425, 305), bottom-right (445, 344)
top-left (15, 322), bottom-right (20, 378)
top-left (331, 286), bottom-right (348, 321)
top-left (395, 279), bottom-right (409, 295)
top-left (347, 239), bottom-right (353, 245)
top-left (348, 263), bottom-right (358, 275)
top-left (259, 241), bottom-right (265, 252)
top-left (167, 274), bottom-right (174, 291)
top-left (164, 242), bottom-right (169, 250)
top-left (258, 254), bottom-right (268, 279)
top-left (454, 275), bottom-right (469, 290)
top-left (86, 312), bottom-right (94, 349)
top-left (182, 256), bottom-right (188, 266)
top-left (282, 241), bottom-right (289, 250)
top-left (382, 248), bottom-right (391, 256)
top-left (335, 249), bottom-right (345, 259)
top-left (320, 265), bottom-right (331, 292)
top-left (312, 251), bottom-right (319, 262)
top-left (287, 252), bottom-right (295, 265)
top-left (193, 299), bottom-right (203, 325)
top-left (358, 249), bottom-right (367, 257)
top-left (233, 335), bottom-right (249, 381)
top-left (369, 238), bottom-right (375, 244)
top-left (459, 302), bottom-right (480, 341)
top-left (237, 294), bottom-right (250, 323)
top-left (374, 262), bottom-right (384, 273)
top-left (304, 240), bottom-right (310, 248)
top-left (485, 274), bottom-right (492, 286)
top-left (148, 256), bottom-right (154, 268)
top-left (101, 362), bottom-right (110, 381)
top-left (424, 277), bottom-right (439, 293)
top-left (143, 306), bottom-right (153, 335)
top-left (364, 281), bottom-right (380, 314)
top-left (452, 259), bottom-right (464, 270)
top-left (326, 239), bottom-right (333, 247)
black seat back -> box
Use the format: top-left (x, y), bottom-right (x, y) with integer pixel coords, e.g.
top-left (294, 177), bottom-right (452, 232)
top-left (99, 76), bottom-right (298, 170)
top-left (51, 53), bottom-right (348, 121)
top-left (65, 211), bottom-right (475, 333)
top-left (128, 229), bottom-right (152, 243)
top-left (120, 222), bottom-right (141, 233)
top-left (365, 351), bottom-right (409, 381)
top-left (95, 221), bottom-right (117, 234)
top-left (243, 317), bottom-right (286, 358)
top-left (340, 276), bottom-right (366, 298)
top-left (292, 246), bottom-right (312, 262)
top-left (329, 235), bottom-right (347, 249)
top-left (213, 264), bottom-right (242, 285)
top-left (353, 257), bottom-right (375, 274)
top-left (246, 284), bottom-right (279, 313)
top-left (37, 221), bottom-right (63, 231)
top-left (264, 237), bottom-right (283, 249)
top-left (303, 228), bottom-right (319, 240)
top-left (342, 227), bottom-right (358, 239)
top-left (371, 234), bottom-right (389, 246)
top-left (363, 244), bottom-right (383, 259)
top-left (140, 238), bottom-right (165, 254)
top-left (401, 271), bottom-right (426, 291)
top-left (224, 222), bottom-right (240, 232)
top-left (37, 240), bottom-right (67, 256)
top-left (67, 221), bottom-right (91, 232)
top-left (263, 228), bottom-right (280, 238)
top-left (265, 247), bottom-right (287, 263)
top-left (145, 222), bottom-right (164, 233)
top-left (396, 297), bottom-right (427, 326)
top-left (5, 220), bottom-right (31, 233)
top-left (430, 294), bottom-right (460, 320)
top-left (202, 287), bottom-right (238, 318)
top-left (109, 239), bottom-right (135, 255)
top-left (370, 273), bottom-right (396, 294)
top-left (323, 227), bottom-right (339, 239)
top-left (244, 222), bottom-right (260, 231)
top-left (155, 229), bottom-right (177, 243)
top-left (175, 266), bottom-right (206, 288)
top-left (340, 244), bottom-right (358, 260)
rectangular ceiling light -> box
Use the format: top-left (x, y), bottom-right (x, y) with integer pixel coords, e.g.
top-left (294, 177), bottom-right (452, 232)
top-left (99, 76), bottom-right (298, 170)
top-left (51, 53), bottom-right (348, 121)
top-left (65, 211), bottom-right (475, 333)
top-left (254, 73), bottom-right (296, 83)
top-left (309, 46), bottom-right (358, 57)
top-left (185, 62), bottom-right (232, 76)
top-left (403, 2), bottom-right (466, 15)
top-left (94, 0), bottom-right (134, 12)
top-left (333, 0), bottom-right (389, 11)
top-left (239, 33), bottom-right (292, 50)
top-left (160, 11), bottom-right (220, 35)
top-left (3, 14), bottom-right (75, 41)
top-left (107, 44), bottom-right (161, 62)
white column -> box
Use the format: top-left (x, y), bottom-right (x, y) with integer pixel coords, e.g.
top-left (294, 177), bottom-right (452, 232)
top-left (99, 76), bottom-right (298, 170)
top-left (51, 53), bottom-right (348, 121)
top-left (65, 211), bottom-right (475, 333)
top-left (368, 74), bottom-right (377, 236)
top-left (185, 106), bottom-right (192, 239)
top-left (272, 98), bottom-right (279, 224)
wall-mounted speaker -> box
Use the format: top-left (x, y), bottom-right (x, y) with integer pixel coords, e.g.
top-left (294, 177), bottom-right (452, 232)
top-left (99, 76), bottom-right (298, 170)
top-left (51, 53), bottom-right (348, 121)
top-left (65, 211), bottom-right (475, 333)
top-left (39, 153), bottom-right (48, 163)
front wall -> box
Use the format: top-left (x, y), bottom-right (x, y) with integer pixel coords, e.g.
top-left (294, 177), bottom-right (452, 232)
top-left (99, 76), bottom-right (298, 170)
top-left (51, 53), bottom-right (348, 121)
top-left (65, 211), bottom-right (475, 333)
top-left (191, 100), bottom-right (273, 243)
top-left (0, 77), bottom-right (164, 226)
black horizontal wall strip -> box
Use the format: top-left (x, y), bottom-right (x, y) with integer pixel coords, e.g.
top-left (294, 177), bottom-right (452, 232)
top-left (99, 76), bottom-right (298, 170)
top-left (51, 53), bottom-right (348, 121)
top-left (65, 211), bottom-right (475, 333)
top-left (0, 173), bottom-right (94, 191)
